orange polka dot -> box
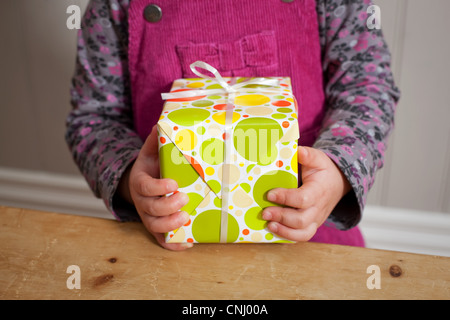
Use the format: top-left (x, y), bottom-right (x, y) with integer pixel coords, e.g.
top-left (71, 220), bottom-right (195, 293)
top-left (187, 238), bottom-right (194, 243)
top-left (214, 104), bottom-right (227, 110)
top-left (271, 100), bottom-right (291, 107)
top-left (276, 160), bottom-right (283, 167)
top-left (242, 229), bottom-right (249, 235)
top-left (184, 219), bottom-right (191, 227)
top-left (160, 137), bottom-right (166, 144)
top-left (173, 126), bottom-right (178, 130)
top-left (282, 121), bottom-right (289, 128)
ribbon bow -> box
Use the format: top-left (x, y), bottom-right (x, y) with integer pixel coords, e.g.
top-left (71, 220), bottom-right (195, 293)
top-left (161, 61), bottom-right (281, 100)
top-left (161, 61), bottom-right (282, 243)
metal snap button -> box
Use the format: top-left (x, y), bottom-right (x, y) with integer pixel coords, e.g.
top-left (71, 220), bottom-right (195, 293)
top-left (144, 4), bottom-right (162, 23)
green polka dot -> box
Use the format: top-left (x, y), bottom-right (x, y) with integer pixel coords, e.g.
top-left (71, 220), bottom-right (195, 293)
top-left (197, 126), bottom-right (206, 135)
top-left (276, 107), bottom-right (293, 113)
top-left (240, 183), bottom-right (251, 193)
top-left (272, 113), bottom-right (286, 119)
top-left (213, 197), bottom-right (222, 208)
top-left (168, 108), bottom-right (210, 126)
top-left (253, 170), bottom-right (298, 209)
top-left (273, 95), bottom-right (285, 99)
top-left (244, 207), bottom-right (267, 230)
top-left (206, 83), bottom-right (223, 90)
top-left (246, 164), bottom-right (256, 174)
top-left (181, 193), bottom-right (204, 215)
top-left (192, 210), bottom-right (239, 243)
top-left (207, 95), bottom-right (221, 100)
top-left (200, 138), bottom-right (224, 165)
top-left (285, 166), bottom-right (290, 171)
top-left (242, 84), bottom-right (273, 89)
top-left (192, 100), bottom-right (214, 107)
top-left (233, 118), bottom-right (283, 166)
top-left (265, 233), bottom-right (274, 240)
top-left (208, 180), bottom-right (221, 195)
top-left (159, 143), bottom-right (199, 188)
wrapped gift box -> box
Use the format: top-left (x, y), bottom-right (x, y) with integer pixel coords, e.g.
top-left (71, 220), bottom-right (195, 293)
top-left (158, 74), bottom-right (299, 243)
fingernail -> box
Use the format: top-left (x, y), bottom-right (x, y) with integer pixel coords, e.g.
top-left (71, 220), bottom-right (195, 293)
top-left (267, 191), bottom-right (276, 202)
top-left (268, 222), bottom-right (278, 233)
top-left (262, 210), bottom-right (272, 220)
top-left (167, 180), bottom-right (178, 192)
top-left (179, 211), bottom-right (190, 224)
top-left (178, 193), bottom-right (189, 207)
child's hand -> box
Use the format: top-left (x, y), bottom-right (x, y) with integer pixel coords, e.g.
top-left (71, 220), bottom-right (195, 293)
top-left (262, 146), bottom-right (351, 242)
top-left (119, 126), bottom-right (192, 251)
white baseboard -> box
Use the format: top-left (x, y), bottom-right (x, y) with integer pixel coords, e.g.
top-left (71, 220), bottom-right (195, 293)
top-left (0, 167), bottom-right (112, 220)
top-left (359, 206), bottom-right (450, 257)
top-left (0, 166), bottom-right (449, 257)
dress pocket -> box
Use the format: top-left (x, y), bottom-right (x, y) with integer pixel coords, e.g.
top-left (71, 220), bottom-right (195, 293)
top-left (176, 30), bottom-right (279, 78)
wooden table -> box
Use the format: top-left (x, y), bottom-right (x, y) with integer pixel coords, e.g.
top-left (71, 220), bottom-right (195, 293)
top-left (0, 206), bottom-right (449, 300)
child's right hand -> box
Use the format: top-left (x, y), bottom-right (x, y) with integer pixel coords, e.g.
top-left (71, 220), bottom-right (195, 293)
top-left (119, 125), bottom-right (192, 251)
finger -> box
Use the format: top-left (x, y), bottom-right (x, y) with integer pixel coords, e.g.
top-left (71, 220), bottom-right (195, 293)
top-left (267, 220), bottom-right (318, 242)
top-left (138, 191), bottom-right (189, 217)
top-left (267, 185), bottom-right (317, 209)
top-left (141, 210), bottom-right (190, 234)
top-left (152, 232), bottom-right (194, 251)
top-left (262, 206), bottom-right (316, 230)
top-left (298, 146), bottom-right (328, 170)
top-left (133, 173), bottom-right (178, 197)
top-left (140, 125), bottom-right (159, 158)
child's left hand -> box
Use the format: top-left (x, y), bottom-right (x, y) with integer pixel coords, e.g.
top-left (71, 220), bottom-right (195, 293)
top-left (262, 146), bottom-right (351, 242)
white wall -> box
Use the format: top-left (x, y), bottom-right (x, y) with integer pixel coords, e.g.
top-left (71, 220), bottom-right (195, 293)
top-left (369, 0), bottom-right (450, 213)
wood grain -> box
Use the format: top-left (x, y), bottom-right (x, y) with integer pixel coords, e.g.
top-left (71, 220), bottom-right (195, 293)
top-left (0, 206), bottom-right (449, 300)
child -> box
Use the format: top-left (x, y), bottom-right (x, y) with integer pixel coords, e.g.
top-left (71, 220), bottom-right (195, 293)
top-left (66, 0), bottom-right (400, 251)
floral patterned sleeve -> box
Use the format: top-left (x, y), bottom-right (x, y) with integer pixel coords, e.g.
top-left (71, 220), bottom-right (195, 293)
top-left (66, 0), bottom-right (142, 221)
top-left (315, 0), bottom-right (400, 229)
top-left (66, 0), bottom-right (400, 227)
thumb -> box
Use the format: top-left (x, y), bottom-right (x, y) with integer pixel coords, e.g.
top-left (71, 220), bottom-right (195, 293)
top-left (297, 146), bottom-right (328, 171)
top-left (140, 125), bottom-right (159, 157)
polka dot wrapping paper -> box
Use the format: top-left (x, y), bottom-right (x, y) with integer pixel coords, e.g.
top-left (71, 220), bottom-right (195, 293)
top-left (158, 76), bottom-right (299, 243)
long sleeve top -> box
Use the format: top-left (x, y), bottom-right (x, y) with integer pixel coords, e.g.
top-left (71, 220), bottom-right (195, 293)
top-left (66, 0), bottom-right (400, 229)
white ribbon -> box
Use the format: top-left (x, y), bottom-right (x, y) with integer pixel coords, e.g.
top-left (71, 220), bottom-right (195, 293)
top-left (161, 61), bottom-right (281, 100)
top-left (161, 61), bottom-right (282, 243)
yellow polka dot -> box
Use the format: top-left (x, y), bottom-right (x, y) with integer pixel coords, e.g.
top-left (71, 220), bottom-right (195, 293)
top-left (212, 111), bottom-right (241, 125)
top-left (248, 176), bottom-right (253, 181)
top-left (232, 188), bottom-right (253, 208)
top-left (218, 164), bottom-right (240, 184)
top-left (251, 232), bottom-right (262, 242)
top-left (286, 98), bottom-right (294, 103)
top-left (205, 167), bottom-right (215, 176)
top-left (245, 106), bottom-right (272, 116)
top-left (159, 115), bottom-right (164, 120)
top-left (187, 82), bottom-right (205, 88)
top-left (235, 94), bottom-right (271, 106)
top-left (280, 147), bottom-right (292, 159)
top-left (228, 205), bottom-right (233, 210)
top-left (239, 162), bottom-right (245, 167)
top-left (175, 129), bottom-right (197, 151)
top-left (163, 102), bottom-right (181, 111)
